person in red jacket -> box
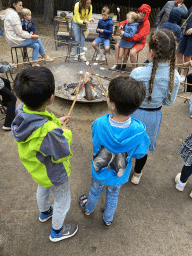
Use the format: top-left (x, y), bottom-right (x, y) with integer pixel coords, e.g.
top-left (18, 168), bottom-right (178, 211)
top-left (112, 4), bottom-right (151, 71)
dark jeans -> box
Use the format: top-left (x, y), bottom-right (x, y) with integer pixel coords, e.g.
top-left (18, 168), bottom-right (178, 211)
top-left (0, 77), bottom-right (17, 127)
top-left (180, 164), bottom-right (192, 183)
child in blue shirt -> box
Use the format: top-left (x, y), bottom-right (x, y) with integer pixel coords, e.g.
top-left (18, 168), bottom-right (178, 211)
top-left (92, 6), bottom-right (113, 61)
top-left (78, 76), bottom-right (149, 228)
top-left (21, 8), bottom-right (35, 61)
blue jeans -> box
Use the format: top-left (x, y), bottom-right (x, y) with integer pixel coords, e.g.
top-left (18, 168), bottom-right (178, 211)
top-left (20, 38), bottom-right (45, 61)
top-left (85, 178), bottom-right (122, 224)
top-left (72, 20), bottom-right (85, 55)
top-left (36, 179), bottom-right (71, 230)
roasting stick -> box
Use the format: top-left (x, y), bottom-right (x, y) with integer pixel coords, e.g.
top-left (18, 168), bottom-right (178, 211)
top-left (88, 63), bottom-right (108, 99)
top-left (67, 75), bottom-right (82, 117)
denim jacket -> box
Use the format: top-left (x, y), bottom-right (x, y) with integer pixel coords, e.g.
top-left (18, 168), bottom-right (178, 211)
top-left (130, 62), bottom-right (181, 109)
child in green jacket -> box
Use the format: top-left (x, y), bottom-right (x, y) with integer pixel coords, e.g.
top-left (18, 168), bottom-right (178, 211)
top-left (11, 67), bottom-right (78, 242)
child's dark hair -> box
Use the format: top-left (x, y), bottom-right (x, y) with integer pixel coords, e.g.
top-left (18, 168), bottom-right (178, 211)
top-left (13, 67), bottom-right (55, 110)
top-left (148, 28), bottom-right (176, 104)
top-left (108, 76), bottom-right (146, 116)
top-left (10, 0), bottom-right (21, 9)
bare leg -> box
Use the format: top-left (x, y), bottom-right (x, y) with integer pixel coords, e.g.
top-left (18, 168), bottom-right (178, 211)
top-left (115, 42), bottom-right (120, 64)
top-left (118, 47), bottom-right (125, 64)
top-left (104, 46), bottom-right (110, 54)
top-left (183, 55), bottom-right (191, 76)
top-left (129, 48), bottom-right (138, 70)
top-left (92, 41), bottom-right (100, 53)
top-left (123, 49), bottom-right (130, 64)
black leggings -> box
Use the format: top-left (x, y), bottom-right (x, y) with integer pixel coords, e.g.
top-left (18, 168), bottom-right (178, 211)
top-left (180, 164), bottom-right (192, 183)
top-left (134, 154), bottom-right (148, 174)
top-left (0, 77), bottom-right (17, 127)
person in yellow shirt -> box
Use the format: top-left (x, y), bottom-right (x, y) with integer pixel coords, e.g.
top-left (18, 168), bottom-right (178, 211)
top-left (72, 0), bottom-right (94, 61)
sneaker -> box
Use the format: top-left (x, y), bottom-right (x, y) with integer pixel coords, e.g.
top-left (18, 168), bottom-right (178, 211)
top-left (189, 191), bottom-right (192, 198)
top-left (111, 64), bottom-right (117, 70)
top-left (74, 55), bottom-right (78, 61)
top-left (116, 64), bottom-right (122, 70)
top-left (44, 56), bottom-right (54, 62)
top-left (131, 172), bottom-right (142, 185)
top-left (49, 223), bottom-right (78, 242)
top-left (39, 206), bottom-right (53, 222)
top-left (121, 64), bottom-right (126, 71)
top-left (102, 54), bottom-right (106, 61)
top-left (80, 54), bottom-right (87, 62)
top-left (96, 52), bottom-right (102, 61)
top-left (2, 126), bottom-right (11, 131)
top-left (175, 173), bottom-right (186, 191)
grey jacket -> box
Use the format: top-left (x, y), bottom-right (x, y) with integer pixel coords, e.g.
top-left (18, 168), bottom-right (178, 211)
top-left (155, 1), bottom-right (188, 32)
top-left (0, 63), bottom-right (14, 89)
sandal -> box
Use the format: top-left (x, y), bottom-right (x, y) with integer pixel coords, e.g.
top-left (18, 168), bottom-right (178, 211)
top-left (103, 220), bottom-right (112, 229)
top-left (78, 194), bottom-right (91, 217)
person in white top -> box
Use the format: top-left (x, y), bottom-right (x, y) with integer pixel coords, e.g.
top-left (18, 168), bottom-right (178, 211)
top-left (0, 0), bottom-right (53, 67)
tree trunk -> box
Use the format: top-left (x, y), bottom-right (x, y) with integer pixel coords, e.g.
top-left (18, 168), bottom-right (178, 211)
top-left (43, 0), bottom-right (54, 25)
top-left (0, 0), bottom-right (3, 11)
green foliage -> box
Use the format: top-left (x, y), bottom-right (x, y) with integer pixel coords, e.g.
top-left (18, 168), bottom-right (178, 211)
top-left (109, 13), bottom-right (114, 19)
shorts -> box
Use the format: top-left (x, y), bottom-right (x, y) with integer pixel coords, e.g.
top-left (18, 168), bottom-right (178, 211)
top-left (132, 41), bottom-right (145, 52)
top-left (177, 35), bottom-right (192, 56)
top-left (94, 37), bottom-right (110, 48)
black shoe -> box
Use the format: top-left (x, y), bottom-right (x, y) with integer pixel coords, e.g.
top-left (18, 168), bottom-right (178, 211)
top-left (116, 64), bottom-right (121, 70)
top-left (144, 59), bottom-right (150, 63)
top-left (121, 64), bottom-right (126, 71)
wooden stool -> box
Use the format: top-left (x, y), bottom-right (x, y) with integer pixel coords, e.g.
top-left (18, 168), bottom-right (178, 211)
top-left (65, 40), bottom-right (80, 62)
top-left (10, 46), bottom-right (30, 64)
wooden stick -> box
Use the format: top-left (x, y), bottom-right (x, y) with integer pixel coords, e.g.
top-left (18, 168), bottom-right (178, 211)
top-left (177, 95), bottom-right (190, 100)
top-left (67, 75), bottom-right (82, 116)
top-left (180, 12), bottom-right (192, 29)
top-left (88, 64), bottom-right (108, 99)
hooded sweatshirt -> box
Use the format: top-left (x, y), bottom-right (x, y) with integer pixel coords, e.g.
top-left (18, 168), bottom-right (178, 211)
top-left (91, 114), bottom-right (149, 186)
top-left (120, 4), bottom-right (151, 44)
top-left (0, 8), bottom-right (31, 47)
top-left (96, 16), bottom-right (113, 39)
top-left (160, 7), bottom-right (183, 42)
top-left (11, 103), bottom-right (73, 187)
top-left (181, 7), bottom-right (192, 36)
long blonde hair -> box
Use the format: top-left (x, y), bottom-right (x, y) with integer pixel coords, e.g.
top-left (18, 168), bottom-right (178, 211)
top-left (147, 29), bottom-right (176, 104)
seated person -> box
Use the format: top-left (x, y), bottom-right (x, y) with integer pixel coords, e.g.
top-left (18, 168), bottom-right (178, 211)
top-left (21, 8), bottom-right (35, 61)
top-left (0, 62), bottom-right (17, 131)
top-left (112, 4), bottom-right (151, 70)
top-left (116, 11), bottom-right (140, 71)
top-left (92, 6), bottom-right (113, 61)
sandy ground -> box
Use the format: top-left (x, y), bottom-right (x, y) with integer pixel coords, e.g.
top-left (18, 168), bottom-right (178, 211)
top-left (1, 23), bottom-right (192, 256)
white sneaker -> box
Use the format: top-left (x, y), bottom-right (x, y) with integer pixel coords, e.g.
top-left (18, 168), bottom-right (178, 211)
top-left (44, 56), bottom-right (54, 62)
top-left (131, 172), bottom-right (142, 185)
top-left (102, 54), bottom-right (106, 61)
top-left (175, 173), bottom-right (186, 191)
top-left (189, 191), bottom-right (192, 198)
top-left (80, 54), bottom-right (87, 62)
top-left (111, 64), bottom-right (117, 69)
top-left (74, 55), bottom-right (78, 61)
top-left (96, 52), bottom-right (102, 61)
top-left (2, 126), bottom-right (11, 131)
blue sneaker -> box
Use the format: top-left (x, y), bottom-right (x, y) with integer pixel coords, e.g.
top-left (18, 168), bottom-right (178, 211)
top-left (49, 223), bottom-right (78, 242)
top-left (39, 206), bottom-right (53, 222)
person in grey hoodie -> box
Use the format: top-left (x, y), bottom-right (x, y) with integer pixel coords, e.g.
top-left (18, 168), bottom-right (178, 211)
top-left (155, 0), bottom-right (188, 33)
top-left (0, 0), bottom-right (53, 67)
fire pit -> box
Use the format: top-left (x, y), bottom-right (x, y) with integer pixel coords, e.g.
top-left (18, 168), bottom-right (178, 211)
top-left (49, 62), bottom-right (121, 103)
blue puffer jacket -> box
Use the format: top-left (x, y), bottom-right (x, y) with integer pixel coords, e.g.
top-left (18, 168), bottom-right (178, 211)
top-left (160, 7), bottom-right (182, 42)
top-left (96, 17), bottom-right (113, 39)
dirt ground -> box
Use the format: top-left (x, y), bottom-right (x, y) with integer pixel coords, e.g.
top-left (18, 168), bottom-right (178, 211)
top-left (1, 22), bottom-right (192, 256)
